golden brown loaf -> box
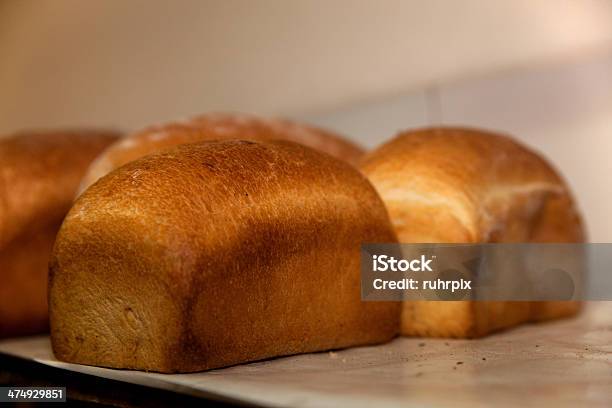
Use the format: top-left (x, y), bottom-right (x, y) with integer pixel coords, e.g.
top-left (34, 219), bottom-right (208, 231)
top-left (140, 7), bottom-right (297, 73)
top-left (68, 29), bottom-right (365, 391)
top-left (0, 130), bottom-right (120, 337)
top-left (79, 113), bottom-right (364, 192)
top-left (50, 140), bottom-right (399, 372)
top-left (360, 127), bottom-right (585, 338)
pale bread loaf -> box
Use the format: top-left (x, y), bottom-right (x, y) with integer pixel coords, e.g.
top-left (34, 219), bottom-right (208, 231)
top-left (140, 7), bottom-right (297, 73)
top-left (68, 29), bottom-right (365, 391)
top-left (360, 127), bottom-right (584, 338)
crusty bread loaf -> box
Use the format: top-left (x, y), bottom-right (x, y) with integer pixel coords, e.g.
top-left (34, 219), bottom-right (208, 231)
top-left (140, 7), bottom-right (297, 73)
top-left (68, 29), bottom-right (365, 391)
top-left (0, 130), bottom-right (120, 337)
top-left (79, 113), bottom-right (364, 192)
top-left (360, 127), bottom-right (585, 338)
top-left (50, 140), bottom-right (399, 372)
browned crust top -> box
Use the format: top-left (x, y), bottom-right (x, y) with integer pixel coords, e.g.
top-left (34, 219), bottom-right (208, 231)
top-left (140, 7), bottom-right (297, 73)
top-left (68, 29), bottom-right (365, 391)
top-left (80, 113), bottom-right (364, 192)
top-left (360, 127), bottom-right (584, 242)
top-left (60, 139), bottom-right (393, 286)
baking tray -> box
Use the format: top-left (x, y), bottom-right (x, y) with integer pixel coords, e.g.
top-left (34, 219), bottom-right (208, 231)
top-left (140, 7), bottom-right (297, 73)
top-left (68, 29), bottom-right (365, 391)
top-left (1, 303), bottom-right (611, 407)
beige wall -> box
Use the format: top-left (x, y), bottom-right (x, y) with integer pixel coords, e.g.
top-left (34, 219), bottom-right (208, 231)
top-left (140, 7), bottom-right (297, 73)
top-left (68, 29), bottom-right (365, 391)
top-left (1, 1), bottom-right (611, 240)
top-left (308, 51), bottom-right (612, 242)
top-left (1, 0), bottom-right (611, 133)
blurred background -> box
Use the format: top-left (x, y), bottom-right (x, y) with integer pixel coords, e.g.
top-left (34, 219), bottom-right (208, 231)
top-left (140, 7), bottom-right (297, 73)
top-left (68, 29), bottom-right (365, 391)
top-left (1, 0), bottom-right (611, 240)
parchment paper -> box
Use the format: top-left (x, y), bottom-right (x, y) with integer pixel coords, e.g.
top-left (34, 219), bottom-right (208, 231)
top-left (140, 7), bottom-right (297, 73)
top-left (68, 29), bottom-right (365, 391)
top-left (1, 303), bottom-right (611, 407)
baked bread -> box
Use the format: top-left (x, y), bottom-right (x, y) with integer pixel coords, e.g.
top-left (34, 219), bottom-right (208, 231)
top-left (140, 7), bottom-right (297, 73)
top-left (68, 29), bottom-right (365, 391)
top-left (79, 113), bottom-right (364, 192)
top-left (360, 127), bottom-right (585, 338)
top-left (0, 130), bottom-right (120, 337)
top-left (50, 140), bottom-right (399, 372)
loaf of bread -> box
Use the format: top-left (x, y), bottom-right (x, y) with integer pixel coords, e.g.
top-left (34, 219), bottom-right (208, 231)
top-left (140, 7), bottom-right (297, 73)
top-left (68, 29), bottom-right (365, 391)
top-left (360, 127), bottom-right (585, 338)
top-left (79, 113), bottom-right (364, 192)
top-left (0, 130), bottom-right (120, 337)
top-left (50, 140), bottom-right (399, 372)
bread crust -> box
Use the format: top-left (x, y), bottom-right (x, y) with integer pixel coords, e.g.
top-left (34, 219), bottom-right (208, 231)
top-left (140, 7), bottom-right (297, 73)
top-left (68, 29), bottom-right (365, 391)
top-left (79, 113), bottom-right (364, 192)
top-left (360, 127), bottom-right (585, 338)
top-left (50, 140), bottom-right (398, 372)
top-left (0, 130), bottom-right (120, 337)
